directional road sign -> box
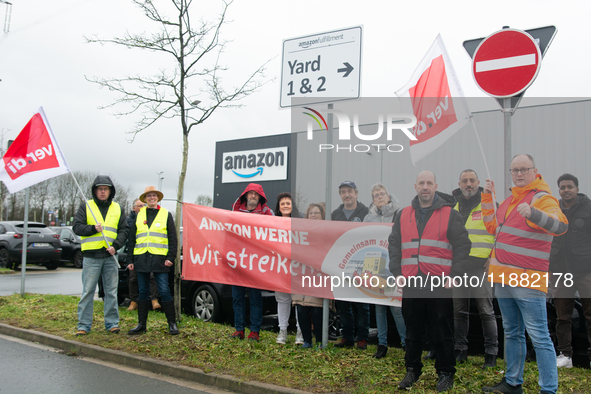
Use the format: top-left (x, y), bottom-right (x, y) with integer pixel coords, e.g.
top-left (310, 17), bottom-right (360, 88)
top-left (471, 28), bottom-right (542, 98)
top-left (280, 26), bottom-right (362, 108)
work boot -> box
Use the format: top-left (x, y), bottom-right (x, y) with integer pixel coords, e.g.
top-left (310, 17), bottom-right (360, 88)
top-left (161, 300), bottom-right (180, 335)
top-left (455, 349), bottom-right (468, 364)
top-left (373, 345), bottom-right (388, 359)
top-left (151, 299), bottom-right (161, 310)
top-left (436, 372), bottom-right (454, 392)
top-left (398, 367), bottom-right (420, 390)
top-left (127, 301), bottom-right (138, 311)
top-left (482, 353), bottom-right (497, 369)
top-left (128, 300), bottom-right (150, 335)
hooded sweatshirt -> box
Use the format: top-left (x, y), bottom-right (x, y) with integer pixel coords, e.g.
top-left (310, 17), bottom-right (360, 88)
top-left (231, 183), bottom-right (274, 215)
top-left (73, 175), bottom-right (128, 258)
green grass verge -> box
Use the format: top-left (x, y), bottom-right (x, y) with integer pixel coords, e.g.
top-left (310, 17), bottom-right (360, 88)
top-left (0, 293), bottom-right (588, 393)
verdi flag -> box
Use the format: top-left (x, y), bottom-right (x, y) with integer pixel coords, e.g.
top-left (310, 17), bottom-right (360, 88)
top-left (396, 34), bottom-right (471, 164)
top-left (0, 107), bottom-right (70, 193)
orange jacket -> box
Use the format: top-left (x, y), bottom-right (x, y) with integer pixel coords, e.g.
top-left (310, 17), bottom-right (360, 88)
top-left (481, 174), bottom-right (567, 292)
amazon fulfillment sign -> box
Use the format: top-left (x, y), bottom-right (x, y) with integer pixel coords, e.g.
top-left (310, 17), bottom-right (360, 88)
top-left (222, 147), bottom-right (289, 184)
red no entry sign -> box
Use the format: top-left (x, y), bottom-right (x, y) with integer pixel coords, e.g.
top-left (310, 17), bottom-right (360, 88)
top-left (472, 29), bottom-right (542, 98)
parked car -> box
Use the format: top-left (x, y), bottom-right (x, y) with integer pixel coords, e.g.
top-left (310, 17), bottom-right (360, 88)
top-left (49, 226), bottom-right (83, 268)
top-left (0, 221), bottom-right (62, 270)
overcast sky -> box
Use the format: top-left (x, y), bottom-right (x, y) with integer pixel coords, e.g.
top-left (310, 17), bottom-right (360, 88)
top-left (0, 0), bottom-right (589, 212)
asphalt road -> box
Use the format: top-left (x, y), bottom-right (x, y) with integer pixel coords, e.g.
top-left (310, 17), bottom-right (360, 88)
top-left (0, 334), bottom-right (232, 394)
top-left (0, 266), bottom-right (84, 297)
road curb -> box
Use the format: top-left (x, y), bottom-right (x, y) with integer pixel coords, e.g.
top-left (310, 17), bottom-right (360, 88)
top-left (0, 323), bottom-right (309, 394)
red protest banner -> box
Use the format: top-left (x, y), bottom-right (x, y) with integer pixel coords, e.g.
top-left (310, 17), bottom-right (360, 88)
top-left (182, 203), bottom-right (402, 305)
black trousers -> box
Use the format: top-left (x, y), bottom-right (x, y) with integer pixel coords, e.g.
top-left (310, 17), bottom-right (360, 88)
top-left (402, 286), bottom-right (455, 375)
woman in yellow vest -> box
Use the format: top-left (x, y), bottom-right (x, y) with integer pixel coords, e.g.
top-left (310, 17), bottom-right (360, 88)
top-left (127, 186), bottom-right (179, 335)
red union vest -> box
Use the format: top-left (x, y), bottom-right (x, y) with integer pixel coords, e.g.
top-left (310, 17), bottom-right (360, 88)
top-left (400, 205), bottom-right (453, 277)
top-left (494, 190), bottom-right (553, 271)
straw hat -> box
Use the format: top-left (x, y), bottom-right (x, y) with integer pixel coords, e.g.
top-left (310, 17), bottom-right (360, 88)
top-left (139, 186), bottom-right (164, 203)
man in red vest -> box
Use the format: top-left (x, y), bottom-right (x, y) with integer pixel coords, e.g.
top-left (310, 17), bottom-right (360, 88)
top-left (481, 154), bottom-right (567, 394)
top-left (389, 171), bottom-right (471, 392)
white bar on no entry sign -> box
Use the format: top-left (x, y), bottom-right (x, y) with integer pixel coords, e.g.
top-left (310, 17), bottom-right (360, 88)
top-left (476, 54), bottom-right (536, 72)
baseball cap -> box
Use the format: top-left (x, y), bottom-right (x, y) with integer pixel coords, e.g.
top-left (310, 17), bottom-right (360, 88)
top-left (338, 181), bottom-right (357, 189)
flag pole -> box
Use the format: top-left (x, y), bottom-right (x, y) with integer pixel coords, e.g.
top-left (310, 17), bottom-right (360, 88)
top-left (19, 187), bottom-right (30, 296)
top-left (469, 116), bottom-right (498, 218)
top-left (70, 173), bottom-right (120, 269)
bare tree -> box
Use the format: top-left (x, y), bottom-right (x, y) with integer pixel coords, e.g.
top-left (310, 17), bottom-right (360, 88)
top-left (195, 194), bottom-right (212, 207)
top-left (85, 0), bottom-right (269, 315)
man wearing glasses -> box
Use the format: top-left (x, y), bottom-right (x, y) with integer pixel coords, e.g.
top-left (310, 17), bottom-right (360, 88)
top-left (331, 181), bottom-right (370, 350)
top-left (481, 154), bottom-right (567, 394)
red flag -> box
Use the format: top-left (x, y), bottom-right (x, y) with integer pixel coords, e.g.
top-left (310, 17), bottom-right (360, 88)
top-left (396, 35), bottom-right (471, 164)
top-left (0, 108), bottom-right (70, 193)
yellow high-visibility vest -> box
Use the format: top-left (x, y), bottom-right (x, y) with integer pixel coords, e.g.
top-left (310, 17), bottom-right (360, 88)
top-left (80, 200), bottom-right (121, 251)
top-left (454, 202), bottom-right (494, 258)
top-left (134, 207), bottom-right (169, 256)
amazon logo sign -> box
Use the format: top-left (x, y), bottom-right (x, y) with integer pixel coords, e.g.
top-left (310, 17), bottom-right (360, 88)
top-left (222, 147), bottom-right (288, 184)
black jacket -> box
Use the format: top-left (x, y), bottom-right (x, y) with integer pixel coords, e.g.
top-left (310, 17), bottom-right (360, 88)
top-left (550, 193), bottom-right (591, 275)
top-left (388, 191), bottom-right (471, 278)
top-left (331, 201), bottom-right (369, 222)
top-left (73, 175), bottom-right (128, 259)
top-left (127, 207), bottom-right (178, 273)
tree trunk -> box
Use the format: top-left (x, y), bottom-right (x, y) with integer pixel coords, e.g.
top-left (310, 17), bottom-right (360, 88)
top-left (174, 130), bottom-right (189, 320)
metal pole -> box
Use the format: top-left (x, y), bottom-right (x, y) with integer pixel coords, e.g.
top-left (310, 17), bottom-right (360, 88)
top-left (322, 103), bottom-right (334, 349)
top-left (503, 98), bottom-right (512, 199)
top-left (19, 187), bottom-right (29, 296)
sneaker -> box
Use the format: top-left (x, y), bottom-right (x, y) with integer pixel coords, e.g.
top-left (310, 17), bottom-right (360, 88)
top-left (436, 372), bottom-right (454, 392)
top-left (276, 329), bottom-right (287, 344)
top-left (230, 330), bottom-right (244, 340)
top-left (373, 344), bottom-right (388, 359)
top-left (482, 378), bottom-right (523, 393)
top-left (333, 339), bottom-right (355, 348)
top-left (556, 352), bottom-right (573, 368)
top-left (295, 328), bottom-right (304, 345)
top-left (248, 331), bottom-right (259, 342)
top-left (398, 368), bottom-right (420, 390)
top-left (302, 342), bottom-right (313, 349)
top-left (482, 353), bottom-right (497, 369)
top-left (357, 340), bottom-right (368, 350)
top-left (455, 349), bottom-right (468, 364)
top-left (75, 330), bottom-right (87, 337)
top-left (109, 327), bottom-right (120, 334)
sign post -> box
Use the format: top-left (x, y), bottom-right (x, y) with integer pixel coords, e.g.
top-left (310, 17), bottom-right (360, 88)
top-left (281, 26), bottom-right (363, 349)
top-left (280, 26), bottom-right (362, 108)
top-left (464, 26), bottom-right (556, 197)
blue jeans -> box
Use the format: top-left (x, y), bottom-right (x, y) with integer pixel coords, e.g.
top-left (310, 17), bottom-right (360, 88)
top-left (495, 284), bottom-right (558, 394)
top-left (376, 304), bottom-right (406, 347)
top-left (337, 301), bottom-right (369, 342)
top-left (77, 255), bottom-right (119, 332)
top-left (137, 272), bottom-right (172, 302)
top-left (232, 286), bottom-right (262, 332)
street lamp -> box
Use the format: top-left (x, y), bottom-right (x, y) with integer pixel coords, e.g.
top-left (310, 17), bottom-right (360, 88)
top-left (157, 172), bottom-right (164, 190)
